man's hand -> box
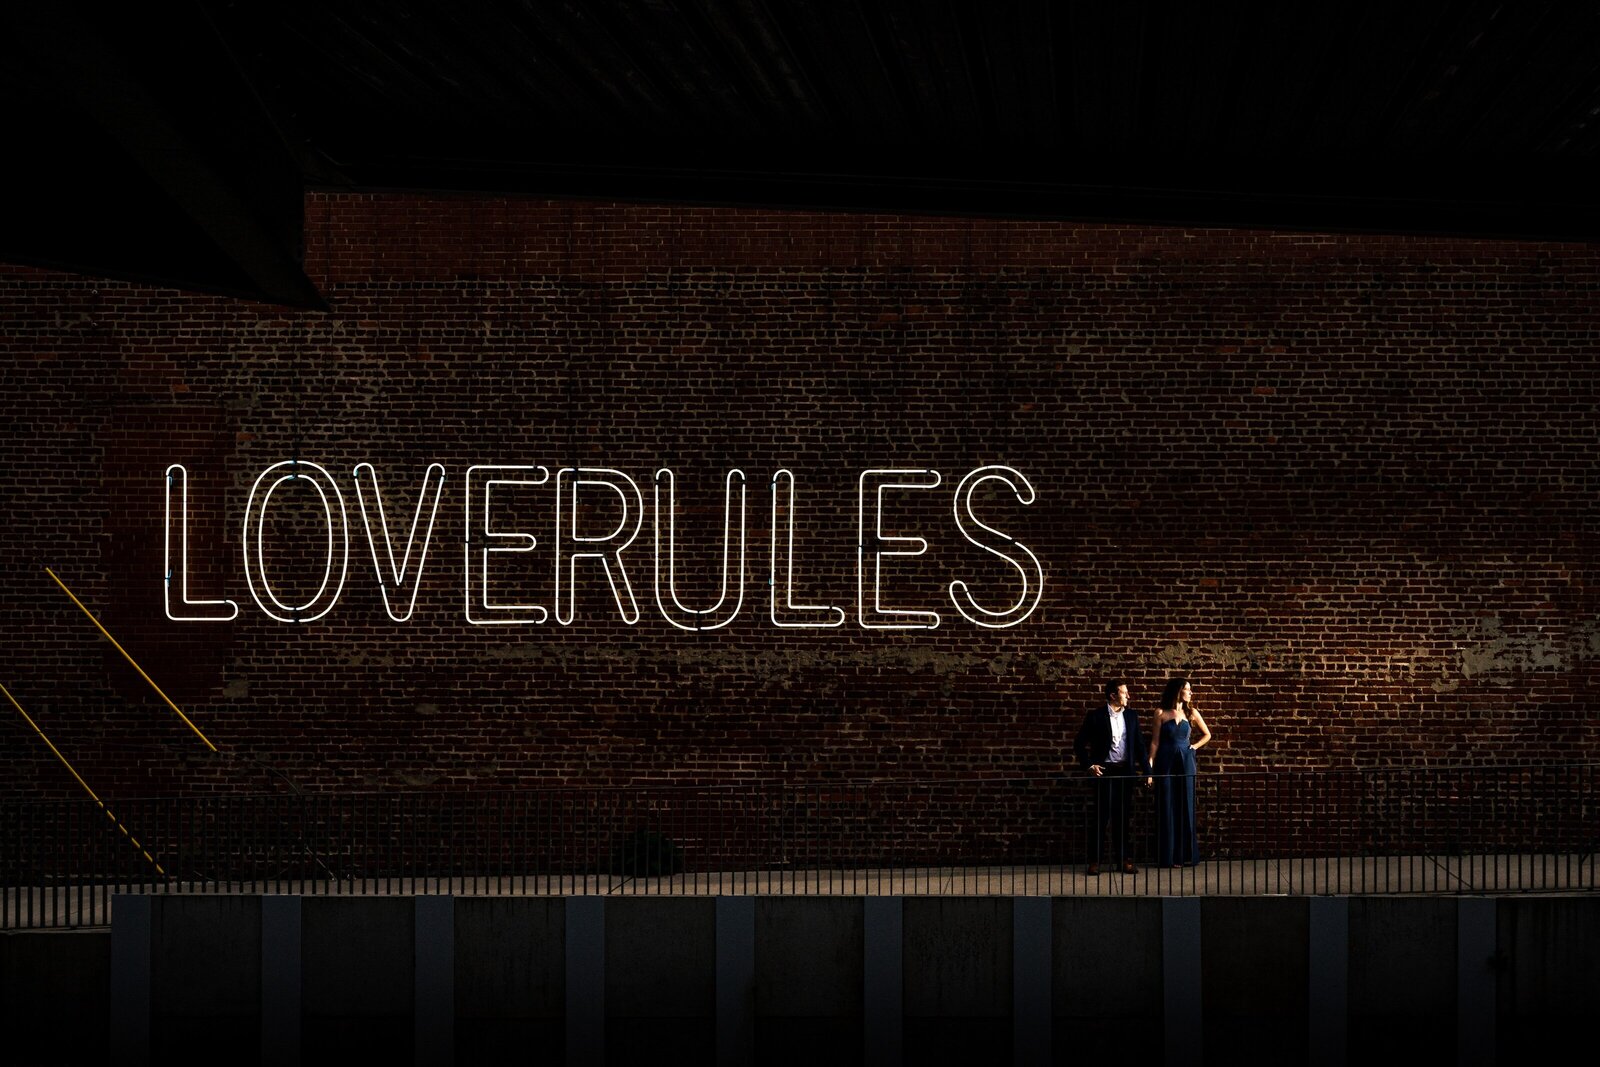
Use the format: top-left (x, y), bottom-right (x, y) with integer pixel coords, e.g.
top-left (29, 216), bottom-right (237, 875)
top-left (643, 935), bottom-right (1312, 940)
top-left (1145, 777), bottom-right (1154, 788)
top-left (1089, 764), bottom-right (1104, 777)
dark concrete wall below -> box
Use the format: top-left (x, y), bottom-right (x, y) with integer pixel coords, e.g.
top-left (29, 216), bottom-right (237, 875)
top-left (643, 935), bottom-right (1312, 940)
top-left (3, 893), bottom-right (1596, 1064)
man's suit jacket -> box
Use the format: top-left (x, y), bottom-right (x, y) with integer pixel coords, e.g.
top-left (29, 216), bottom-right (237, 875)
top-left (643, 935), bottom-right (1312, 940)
top-left (1073, 705), bottom-right (1152, 775)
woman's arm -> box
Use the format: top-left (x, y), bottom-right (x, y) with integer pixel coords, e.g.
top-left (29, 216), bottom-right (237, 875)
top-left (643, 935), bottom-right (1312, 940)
top-left (1189, 709), bottom-right (1212, 750)
top-left (1147, 716), bottom-right (1161, 768)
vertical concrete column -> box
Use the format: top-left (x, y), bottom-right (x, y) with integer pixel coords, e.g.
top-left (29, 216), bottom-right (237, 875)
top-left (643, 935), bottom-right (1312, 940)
top-left (716, 897), bottom-right (756, 1066)
top-left (109, 894), bottom-right (152, 1067)
top-left (1308, 896), bottom-right (1348, 1067)
top-left (864, 896), bottom-right (903, 1067)
top-left (1161, 897), bottom-right (1202, 1067)
top-left (566, 897), bottom-right (605, 1067)
top-left (1012, 897), bottom-right (1052, 1067)
top-left (1456, 898), bottom-right (1496, 1067)
top-left (415, 895), bottom-right (455, 1067)
top-left (261, 895), bottom-right (303, 1067)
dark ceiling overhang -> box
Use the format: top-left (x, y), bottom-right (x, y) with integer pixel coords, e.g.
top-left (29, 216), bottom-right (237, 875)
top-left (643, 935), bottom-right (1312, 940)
top-left (0, 4), bottom-right (325, 308)
top-left (329, 158), bottom-right (1600, 244)
top-left (5, 2), bottom-right (1600, 308)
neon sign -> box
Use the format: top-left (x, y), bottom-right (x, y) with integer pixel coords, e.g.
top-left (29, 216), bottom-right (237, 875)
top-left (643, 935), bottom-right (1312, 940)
top-left (242, 460), bottom-right (349, 623)
top-left (356, 461), bottom-right (446, 623)
top-left (653, 468), bottom-right (747, 631)
top-left (769, 469), bottom-right (845, 628)
top-left (858, 469), bottom-right (943, 630)
top-left (163, 462), bottom-right (1045, 629)
top-left (164, 464), bottom-right (239, 621)
top-left (555, 467), bottom-right (644, 625)
top-left (464, 464), bottom-right (548, 625)
top-left (948, 465), bottom-right (1045, 628)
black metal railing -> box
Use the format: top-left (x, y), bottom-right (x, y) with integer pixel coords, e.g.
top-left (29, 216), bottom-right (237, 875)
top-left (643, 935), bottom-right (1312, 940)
top-left (3, 764), bottom-right (1596, 928)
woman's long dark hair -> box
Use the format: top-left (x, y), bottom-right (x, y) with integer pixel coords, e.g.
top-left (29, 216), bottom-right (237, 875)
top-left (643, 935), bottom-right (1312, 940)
top-left (1160, 677), bottom-right (1189, 713)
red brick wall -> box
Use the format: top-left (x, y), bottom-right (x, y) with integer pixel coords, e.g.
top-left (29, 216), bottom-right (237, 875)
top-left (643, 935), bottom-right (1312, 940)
top-left (3, 192), bottom-right (1599, 805)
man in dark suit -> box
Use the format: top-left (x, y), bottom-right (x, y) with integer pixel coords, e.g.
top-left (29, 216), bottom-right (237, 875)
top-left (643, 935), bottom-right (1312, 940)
top-left (1073, 680), bottom-right (1152, 874)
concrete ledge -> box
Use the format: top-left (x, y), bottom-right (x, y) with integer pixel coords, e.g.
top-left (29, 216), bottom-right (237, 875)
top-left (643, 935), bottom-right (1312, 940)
top-left (1201, 897), bottom-right (1308, 1058)
top-left (301, 897), bottom-right (414, 1061)
top-left (1349, 897), bottom-right (1454, 1064)
top-left (1496, 896), bottom-right (1599, 1056)
top-left (2, 893), bottom-right (1595, 1064)
top-left (0, 930), bottom-right (110, 1065)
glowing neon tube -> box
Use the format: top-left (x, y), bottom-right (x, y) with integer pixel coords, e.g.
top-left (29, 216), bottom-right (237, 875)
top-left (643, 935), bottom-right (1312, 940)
top-left (653, 467), bottom-right (747, 630)
top-left (242, 460), bottom-right (349, 624)
top-left (356, 462), bottom-right (445, 623)
top-left (1, 681), bottom-right (166, 875)
top-left (769, 469), bottom-right (844, 628)
top-left (948, 465), bottom-right (1045, 628)
top-left (555, 467), bottom-right (644, 625)
top-left (464, 464), bottom-right (550, 625)
top-left (163, 464), bottom-right (239, 621)
top-left (47, 566), bottom-right (218, 752)
top-left (857, 468), bottom-right (942, 630)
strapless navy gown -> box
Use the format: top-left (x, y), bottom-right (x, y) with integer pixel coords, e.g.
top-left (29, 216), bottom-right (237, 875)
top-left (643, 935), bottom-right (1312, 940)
top-left (1154, 718), bottom-right (1199, 866)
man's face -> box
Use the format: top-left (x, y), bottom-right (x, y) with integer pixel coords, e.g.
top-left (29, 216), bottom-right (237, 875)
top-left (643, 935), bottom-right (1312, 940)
top-left (1109, 685), bottom-right (1129, 710)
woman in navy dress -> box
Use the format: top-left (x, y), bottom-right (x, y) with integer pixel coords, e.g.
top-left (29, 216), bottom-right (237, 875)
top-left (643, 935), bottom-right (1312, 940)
top-left (1147, 678), bottom-right (1212, 867)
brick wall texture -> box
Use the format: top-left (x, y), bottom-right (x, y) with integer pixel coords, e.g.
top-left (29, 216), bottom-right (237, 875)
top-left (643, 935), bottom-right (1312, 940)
top-left (2, 193), bottom-right (1598, 840)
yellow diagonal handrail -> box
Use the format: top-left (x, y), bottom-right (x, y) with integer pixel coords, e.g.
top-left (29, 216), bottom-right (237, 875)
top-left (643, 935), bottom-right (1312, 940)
top-left (45, 566), bottom-right (217, 752)
top-left (1, 680), bottom-right (165, 876)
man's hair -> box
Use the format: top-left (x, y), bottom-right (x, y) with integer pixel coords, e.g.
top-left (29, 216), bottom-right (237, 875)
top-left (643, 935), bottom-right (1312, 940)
top-left (1103, 679), bottom-right (1126, 700)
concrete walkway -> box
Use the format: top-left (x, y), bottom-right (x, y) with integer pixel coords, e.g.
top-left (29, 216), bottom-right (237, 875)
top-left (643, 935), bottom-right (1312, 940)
top-left (6, 851), bottom-right (1594, 928)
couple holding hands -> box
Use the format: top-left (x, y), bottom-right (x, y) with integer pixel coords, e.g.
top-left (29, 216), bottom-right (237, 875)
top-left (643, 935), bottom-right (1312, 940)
top-left (1073, 677), bottom-right (1212, 874)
